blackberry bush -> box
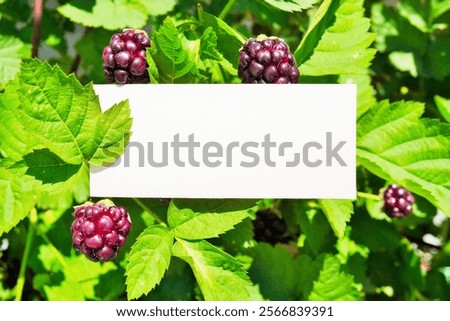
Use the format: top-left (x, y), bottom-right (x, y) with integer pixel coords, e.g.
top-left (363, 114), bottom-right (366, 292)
top-left (382, 184), bottom-right (415, 218)
top-left (102, 29), bottom-right (151, 84)
top-left (238, 35), bottom-right (299, 84)
top-left (71, 200), bottom-right (132, 262)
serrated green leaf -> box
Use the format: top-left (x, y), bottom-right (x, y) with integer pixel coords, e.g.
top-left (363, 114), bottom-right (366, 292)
top-left (150, 17), bottom-right (200, 83)
top-left (308, 254), bottom-right (362, 300)
top-left (18, 148), bottom-right (81, 185)
top-left (0, 168), bottom-right (39, 235)
top-left (296, 0), bottom-right (376, 76)
top-left (57, 0), bottom-right (148, 30)
top-left (146, 49), bottom-right (159, 84)
top-left (36, 163), bottom-right (89, 210)
top-left (0, 59), bottom-right (131, 166)
top-left (126, 225), bottom-right (174, 300)
top-left (357, 100), bottom-right (450, 216)
top-left (199, 27), bottom-right (223, 61)
top-left (261, 0), bottom-right (318, 13)
top-left (435, 95), bottom-right (450, 123)
top-left (319, 199), bottom-right (353, 239)
top-left (248, 243), bottom-right (300, 300)
top-left (294, 0), bottom-right (342, 64)
top-left (339, 73), bottom-right (376, 118)
top-left (173, 239), bottom-right (253, 300)
top-left (168, 199), bottom-right (256, 240)
top-left (0, 80), bottom-right (40, 160)
top-left (0, 35), bottom-right (30, 87)
top-left (198, 10), bottom-right (246, 69)
top-left (140, 0), bottom-right (176, 16)
top-left (89, 100), bottom-right (132, 166)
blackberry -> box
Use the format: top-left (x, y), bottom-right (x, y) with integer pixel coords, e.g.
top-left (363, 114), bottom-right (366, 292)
top-left (159, 198), bottom-right (171, 205)
top-left (238, 35), bottom-right (299, 84)
top-left (102, 29), bottom-right (151, 84)
top-left (71, 200), bottom-right (132, 262)
top-left (253, 209), bottom-right (290, 245)
top-left (382, 184), bottom-right (415, 218)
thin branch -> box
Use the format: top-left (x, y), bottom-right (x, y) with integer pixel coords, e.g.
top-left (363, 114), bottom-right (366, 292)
top-left (31, 0), bottom-right (43, 58)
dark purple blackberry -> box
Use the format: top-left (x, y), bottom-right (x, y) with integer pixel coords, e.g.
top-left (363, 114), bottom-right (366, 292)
top-left (382, 184), bottom-right (415, 218)
top-left (253, 209), bottom-right (290, 245)
top-left (238, 35), bottom-right (299, 84)
top-left (102, 29), bottom-right (151, 84)
top-left (159, 198), bottom-right (171, 205)
top-left (71, 200), bottom-right (132, 262)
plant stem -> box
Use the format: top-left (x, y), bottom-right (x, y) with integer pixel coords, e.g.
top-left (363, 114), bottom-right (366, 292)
top-left (14, 208), bottom-right (37, 301)
top-left (218, 0), bottom-right (236, 20)
top-left (357, 191), bottom-right (382, 201)
top-left (133, 198), bottom-right (166, 225)
top-left (31, 0), bottom-right (43, 58)
top-left (39, 233), bottom-right (67, 269)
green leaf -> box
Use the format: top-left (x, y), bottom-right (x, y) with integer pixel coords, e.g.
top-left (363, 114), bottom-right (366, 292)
top-left (357, 100), bottom-right (450, 216)
top-left (19, 149), bottom-right (81, 185)
top-left (126, 225), bottom-right (174, 300)
top-left (294, 0), bottom-right (343, 64)
top-left (261, 0), bottom-right (318, 12)
top-left (339, 73), bottom-right (376, 118)
top-left (168, 199), bottom-right (256, 240)
top-left (32, 244), bottom-right (118, 300)
top-left (350, 211), bottom-right (402, 252)
top-left (295, 0), bottom-right (376, 76)
top-left (150, 17), bottom-right (200, 83)
top-left (198, 10), bottom-right (246, 69)
top-left (388, 51), bottom-right (418, 77)
top-left (308, 254), bottom-right (362, 300)
top-left (0, 168), bottom-right (39, 235)
top-left (435, 95), bottom-right (450, 123)
top-left (0, 59), bottom-right (131, 166)
top-left (199, 27), bottom-right (223, 61)
top-left (173, 239), bottom-right (253, 300)
top-left (57, 0), bottom-right (148, 30)
top-left (0, 35), bottom-right (30, 87)
top-left (0, 80), bottom-right (40, 160)
top-left (294, 200), bottom-right (336, 255)
top-left (371, 1), bottom-right (450, 79)
top-left (319, 199), bottom-right (353, 239)
top-left (89, 100), bottom-right (132, 166)
top-left (248, 243), bottom-right (301, 300)
top-left (140, 0), bottom-right (176, 16)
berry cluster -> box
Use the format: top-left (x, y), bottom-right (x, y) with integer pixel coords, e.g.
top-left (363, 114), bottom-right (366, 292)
top-left (253, 209), bottom-right (291, 245)
top-left (102, 29), bottom-right (151, 84)
top-left (71, 200), bottom-right (132, 262)
top-left (382, 184), bottom-right (415, 218)
top-left (238, 36), bottom-right (299, 84)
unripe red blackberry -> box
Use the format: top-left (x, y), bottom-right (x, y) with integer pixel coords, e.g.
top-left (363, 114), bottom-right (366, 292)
top-left (382, 184), bottom-right (415, 218)
top-left (102, 29), bottom-right (151, 84)
top-left (238, 35), bottom-right (299, 84)
top-left (71, 200), bottom-right (132, 262)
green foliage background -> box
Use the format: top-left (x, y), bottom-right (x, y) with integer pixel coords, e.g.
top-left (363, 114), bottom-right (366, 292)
top-left (0, 0), bottom-right (449, 301)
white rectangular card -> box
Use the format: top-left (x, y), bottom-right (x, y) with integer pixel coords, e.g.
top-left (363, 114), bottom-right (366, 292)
top-left (91, 84), bottom-right (356, 199)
